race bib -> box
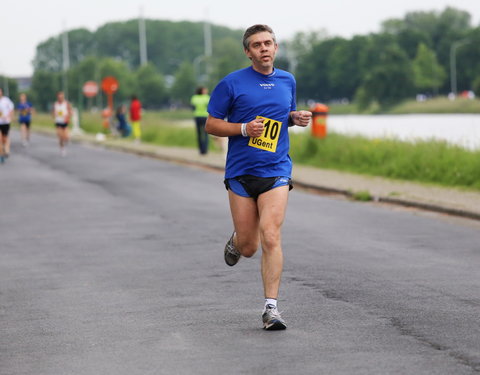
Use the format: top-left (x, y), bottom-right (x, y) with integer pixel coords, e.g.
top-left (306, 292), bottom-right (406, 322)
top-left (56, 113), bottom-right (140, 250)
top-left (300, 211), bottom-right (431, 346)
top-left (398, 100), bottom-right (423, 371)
top-left (248, 116), bottom-right (282, 153)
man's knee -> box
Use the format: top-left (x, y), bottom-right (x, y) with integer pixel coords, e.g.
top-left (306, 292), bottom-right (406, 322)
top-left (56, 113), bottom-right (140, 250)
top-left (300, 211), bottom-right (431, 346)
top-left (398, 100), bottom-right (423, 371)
top-left (237, 237), bottom-right (259, 258)
top-left (260, 227), bottom-right (281, 252)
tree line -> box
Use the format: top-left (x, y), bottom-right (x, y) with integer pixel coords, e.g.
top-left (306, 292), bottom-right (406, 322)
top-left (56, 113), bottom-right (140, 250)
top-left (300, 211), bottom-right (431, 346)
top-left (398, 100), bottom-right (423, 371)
top-left (8, 6), bottom-right (480, 111)
top-left (294, 7), bottom-right (480, 108)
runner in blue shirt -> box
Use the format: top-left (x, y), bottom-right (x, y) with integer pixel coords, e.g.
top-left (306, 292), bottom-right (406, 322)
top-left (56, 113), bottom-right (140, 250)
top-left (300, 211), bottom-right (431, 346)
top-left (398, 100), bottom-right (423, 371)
top-left (17, 93), bottom-right (34, 146)
top-left (206, 24), bottom-right (312, 330)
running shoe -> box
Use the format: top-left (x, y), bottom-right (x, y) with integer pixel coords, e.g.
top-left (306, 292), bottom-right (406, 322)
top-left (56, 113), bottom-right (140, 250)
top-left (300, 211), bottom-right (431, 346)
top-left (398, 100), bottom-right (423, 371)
top-left (262, 304), bottom-right (287, 330)
top-left (0, 155), bottom-right (4, 164)
top-left (224, 232), bottom-right (241, 266)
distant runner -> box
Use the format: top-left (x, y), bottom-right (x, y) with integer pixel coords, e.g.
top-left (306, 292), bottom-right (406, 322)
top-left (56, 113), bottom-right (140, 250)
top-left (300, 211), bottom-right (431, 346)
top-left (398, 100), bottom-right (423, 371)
top-left (52, 91), bottom-right (72, 156)
top-left (206, 24), bottom-right (312, 330)
top-left (17, 93), bottom-right (34, 146)
top-left (0, 88), bottom-right (14, 163)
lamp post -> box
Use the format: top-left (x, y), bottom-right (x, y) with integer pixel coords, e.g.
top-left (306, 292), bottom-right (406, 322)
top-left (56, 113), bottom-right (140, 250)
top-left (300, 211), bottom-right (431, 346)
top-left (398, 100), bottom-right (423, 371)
top-left (62, 22), bottom-right (70, 99)
top-left (193, 55), bottom-right (206, 84)
top-left (450, 38), bottom-right (470, 97)
top-left (139, 6), bottom-right (148, 66)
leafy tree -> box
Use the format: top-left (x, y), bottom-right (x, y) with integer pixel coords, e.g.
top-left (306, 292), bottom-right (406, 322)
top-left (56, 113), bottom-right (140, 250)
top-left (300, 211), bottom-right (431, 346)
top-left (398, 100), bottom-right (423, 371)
top-left (296, 37), bottom-right (346, 102)
top-left (29, 10), bottom-right (480, 106)
top-left (134, 63), bottom-right (168, 108)
top-left (460, 27), bottom-right (480, 92)
top-left (170, 62), bottom-right (196, 106)
top-left (98, 58), bottom-right (135, 105)
top-left (357, 44), bottom-right (415, 108)
top-left (0, 76), bottom-right (19, 102)
top-left (327, 36), bottom-right (370, 100)
top-left (95, 21), bottom-right (140, 68)
top-left (33, 19), bottom-right (243, 78)
top-left (30, 70), bottom-right (61, 111)
top-left (472, 76), bottom-right (480, 96)
top-left (64, 57), bottom-right (100, 109)
top-left (33, 36), bottom-right (62, 72)
top-left (396, 29), bottom-right (433, 59)
top-left (285, 30), bottom-right (329, 58)
top-left (209, 37), bottom-right (249, 87)
top-left (412, 43), bottom-right (446, 94)
top-left (67, 29), bottom-right (96, 66)
top-left (381, 6), bottom-right (472, 93)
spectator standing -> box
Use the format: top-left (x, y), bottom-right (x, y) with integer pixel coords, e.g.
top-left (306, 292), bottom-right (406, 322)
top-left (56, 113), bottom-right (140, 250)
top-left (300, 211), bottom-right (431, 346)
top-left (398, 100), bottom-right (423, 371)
top-left (190, 87), bottom-right (210, 155)
top-left (130, 95), bottom-right (142, 143)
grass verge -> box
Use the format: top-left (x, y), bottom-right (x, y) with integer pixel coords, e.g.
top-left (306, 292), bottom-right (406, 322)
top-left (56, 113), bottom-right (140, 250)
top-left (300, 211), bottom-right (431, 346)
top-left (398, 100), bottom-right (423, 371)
top-left (325, 97), bottom-right (480, 115)
top-left (31, 110), bottom-right (480, 191)
top-left (289, 132), bottom-right (480, 191)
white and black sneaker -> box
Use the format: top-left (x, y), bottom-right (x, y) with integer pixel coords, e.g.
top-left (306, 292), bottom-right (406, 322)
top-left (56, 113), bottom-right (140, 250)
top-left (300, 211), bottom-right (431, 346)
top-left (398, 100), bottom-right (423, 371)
top-left (262, 304), bottom-right (287, 330)
top-left (224, 232), bottom-right (241, 266)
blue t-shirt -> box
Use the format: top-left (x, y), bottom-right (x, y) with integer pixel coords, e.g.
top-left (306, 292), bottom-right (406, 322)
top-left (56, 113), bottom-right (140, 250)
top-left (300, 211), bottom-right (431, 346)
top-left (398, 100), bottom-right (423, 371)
top-left (208, 66), bottom-right (297, 179)
top-left (17, 101), bottom-right (33, 122)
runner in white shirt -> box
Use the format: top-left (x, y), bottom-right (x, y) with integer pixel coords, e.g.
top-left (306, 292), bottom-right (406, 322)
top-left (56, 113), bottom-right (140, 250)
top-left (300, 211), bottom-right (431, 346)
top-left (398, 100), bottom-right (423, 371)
top-left (0, 88), bottom-right (14, 163)
top-left (52, 91), bottom-right (72, 156)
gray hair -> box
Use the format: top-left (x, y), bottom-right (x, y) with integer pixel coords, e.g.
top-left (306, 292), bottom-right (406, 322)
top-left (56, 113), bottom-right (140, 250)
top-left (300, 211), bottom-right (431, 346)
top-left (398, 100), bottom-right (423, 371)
top-left (242, 24), bottom-right (276, 50)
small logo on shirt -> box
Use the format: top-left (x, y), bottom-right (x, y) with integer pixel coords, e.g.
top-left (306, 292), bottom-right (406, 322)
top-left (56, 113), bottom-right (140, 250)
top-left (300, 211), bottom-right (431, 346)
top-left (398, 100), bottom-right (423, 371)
top-left (259, 83), bottom-right (275, 90)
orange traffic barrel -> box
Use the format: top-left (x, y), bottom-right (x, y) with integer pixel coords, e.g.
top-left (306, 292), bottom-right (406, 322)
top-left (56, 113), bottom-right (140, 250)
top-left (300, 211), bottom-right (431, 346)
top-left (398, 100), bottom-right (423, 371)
top-left (310, 103), bottom-right (329, 138)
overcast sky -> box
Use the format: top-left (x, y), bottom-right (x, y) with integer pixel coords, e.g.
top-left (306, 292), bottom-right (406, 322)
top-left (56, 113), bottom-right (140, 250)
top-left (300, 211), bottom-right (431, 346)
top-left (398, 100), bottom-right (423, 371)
top-left (3, 0), bottom-right (480, 77)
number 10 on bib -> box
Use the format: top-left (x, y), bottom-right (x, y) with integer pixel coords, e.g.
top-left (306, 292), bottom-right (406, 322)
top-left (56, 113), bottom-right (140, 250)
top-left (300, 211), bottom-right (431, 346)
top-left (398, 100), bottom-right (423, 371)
top-left (248, 116), bottom-right (282, 153)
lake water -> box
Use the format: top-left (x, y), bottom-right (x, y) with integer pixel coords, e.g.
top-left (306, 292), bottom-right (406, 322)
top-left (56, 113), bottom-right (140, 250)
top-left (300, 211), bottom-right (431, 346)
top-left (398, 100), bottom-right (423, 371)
top-left (294, 114), bottom-right (480, 150)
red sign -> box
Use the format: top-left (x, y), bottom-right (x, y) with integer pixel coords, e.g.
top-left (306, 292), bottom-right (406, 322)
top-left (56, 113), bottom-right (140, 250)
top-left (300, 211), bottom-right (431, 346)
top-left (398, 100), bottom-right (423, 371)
top-left (101, 76), bottom-right (119, 95)
top-left (82, 81), bottom-right (99, 97)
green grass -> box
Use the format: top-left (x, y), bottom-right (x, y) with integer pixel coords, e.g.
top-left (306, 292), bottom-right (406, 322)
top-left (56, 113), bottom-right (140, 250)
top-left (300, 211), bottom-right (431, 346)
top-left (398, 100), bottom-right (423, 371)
top-left (289, 132), bottom-right (480, 190)
top-left (32, 110), bottom-right (480, 191)
top-left (351, 190), bottom-right (373, 202)
top-left (323, 96), bottom-right (480, 115)
top-left (389, 97), bottom-right (480, 114)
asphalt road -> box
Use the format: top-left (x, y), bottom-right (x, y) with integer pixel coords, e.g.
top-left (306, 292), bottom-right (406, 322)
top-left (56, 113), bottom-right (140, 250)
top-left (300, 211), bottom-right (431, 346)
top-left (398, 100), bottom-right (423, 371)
top-left (1, 133), bottom-right (480, 375)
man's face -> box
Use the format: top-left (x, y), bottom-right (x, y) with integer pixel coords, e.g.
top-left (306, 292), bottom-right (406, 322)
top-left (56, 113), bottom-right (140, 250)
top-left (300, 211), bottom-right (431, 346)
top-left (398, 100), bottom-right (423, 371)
top-left (245, 31), bottom-right (278, 72)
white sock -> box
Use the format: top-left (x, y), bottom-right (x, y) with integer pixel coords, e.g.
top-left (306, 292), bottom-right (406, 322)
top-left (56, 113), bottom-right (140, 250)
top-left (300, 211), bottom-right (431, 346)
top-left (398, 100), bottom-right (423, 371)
top-left (265, 298), bottom-right (277, 309)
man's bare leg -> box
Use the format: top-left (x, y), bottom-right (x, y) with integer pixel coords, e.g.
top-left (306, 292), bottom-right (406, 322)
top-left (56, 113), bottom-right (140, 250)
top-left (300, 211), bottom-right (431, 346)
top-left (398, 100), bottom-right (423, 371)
top-left (0, 135), bottom-right (5, 161)
top-left (56, 127), bottom-right (64, 148)
top-left (228, 190), bottom-right (260, 258)
top-left (4, 135), bottom-right (10, 155)
top-left (257, 186), bottom-right (289, 299)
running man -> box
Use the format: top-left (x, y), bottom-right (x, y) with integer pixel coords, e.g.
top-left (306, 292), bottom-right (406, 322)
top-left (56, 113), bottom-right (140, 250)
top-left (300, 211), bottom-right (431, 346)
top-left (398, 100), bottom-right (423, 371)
top-left (0, 88), bottom-right (15, 163)
top-left (205, 24), bottom-right (312, 330)
top-left (17, 93), bottom-right (34, 146)
top-left (52, 91), bottom-right (72, 156)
